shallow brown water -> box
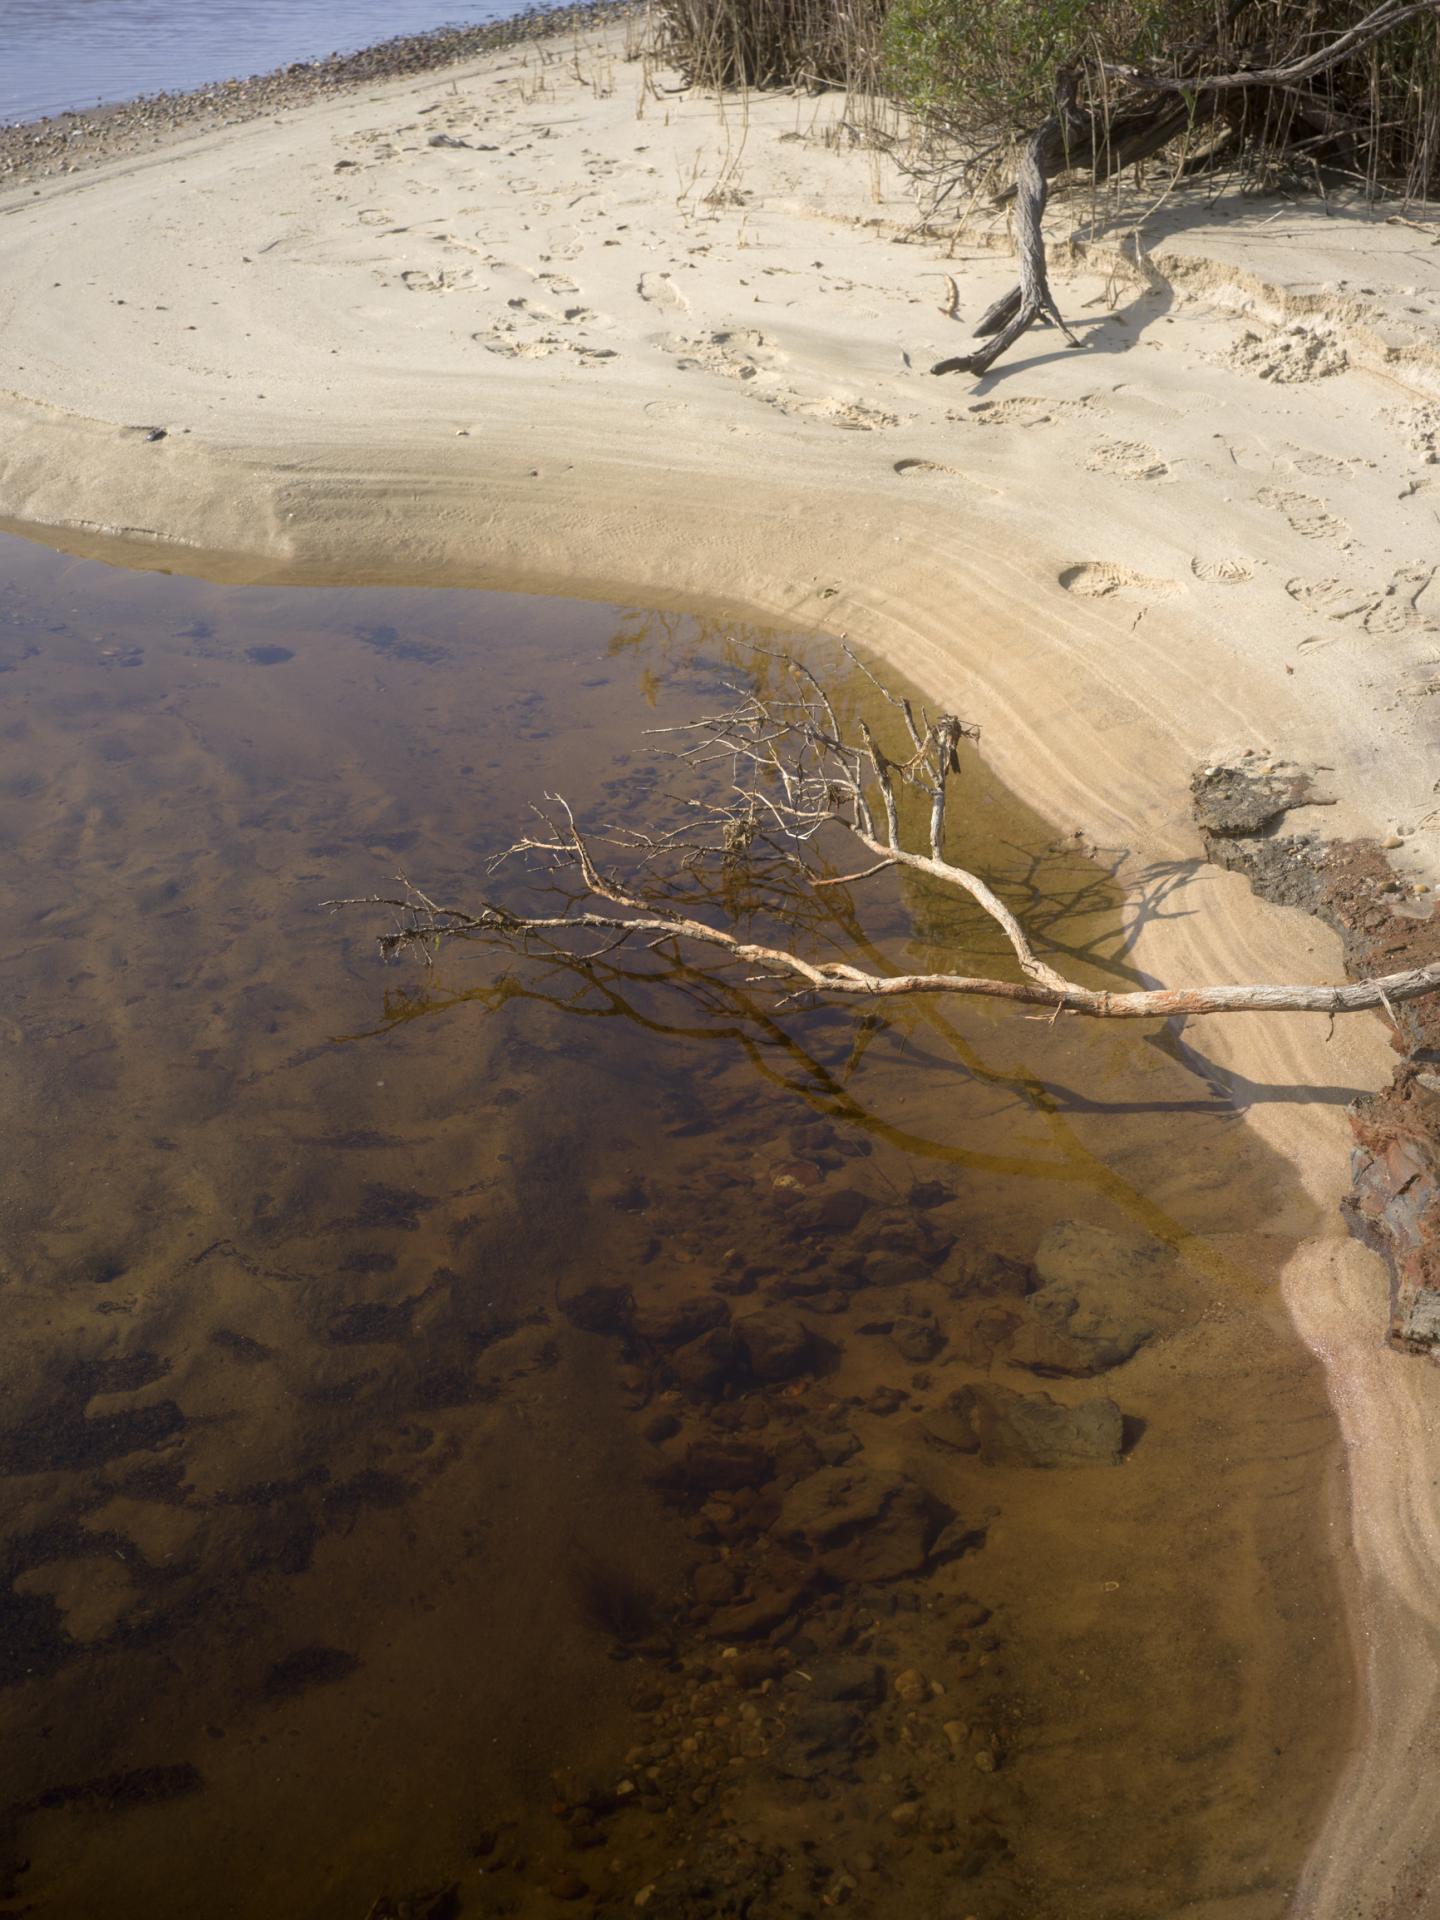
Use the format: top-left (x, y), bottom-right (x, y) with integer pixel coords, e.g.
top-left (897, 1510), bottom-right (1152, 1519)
top-left (0, 530), bottom-right (1353, 1920)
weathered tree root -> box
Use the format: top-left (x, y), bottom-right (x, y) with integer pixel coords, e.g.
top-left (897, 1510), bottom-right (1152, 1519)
top-left (932, 129), bottom-right (1080, 379)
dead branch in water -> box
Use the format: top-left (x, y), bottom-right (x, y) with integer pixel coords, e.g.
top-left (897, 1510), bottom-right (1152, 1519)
top-left (328, 647), bottom-right (1440, 1024)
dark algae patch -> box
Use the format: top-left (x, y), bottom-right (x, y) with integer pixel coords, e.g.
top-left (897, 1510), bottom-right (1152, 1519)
top-left (0, 530), bottom-right (1353, 1917)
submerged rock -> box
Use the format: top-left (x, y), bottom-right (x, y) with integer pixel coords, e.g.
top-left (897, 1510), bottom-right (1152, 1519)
top-left (1007, 1287), bottom-right (1152, 1376)
top-left (775, 1465), bottom-right (938, 1582)
top-left (560, 1283), bottom-right (633, 1335)
top-left (1006, 1222), bottom-right (1177, 1375)
top-left (735, 1308), bottom-right (814, 1382)
top-left (669, 1326), bottom-right (745, 1398)
top-left (956, 1383), bottom-right (1125, 1468)
top-left (948, 1249), bottom-right (1033, 1299)
top-left (917, 1399), bottom-right (981, 1454)
top-left (890, 1316), bottom-right (944, 1364)
top-left (794, 1188), bottom-right (872, 1235)
top-left (632, 1295), bottom-right (729, 1349)
top-left (681, 1439), bottom-right (774, 1492)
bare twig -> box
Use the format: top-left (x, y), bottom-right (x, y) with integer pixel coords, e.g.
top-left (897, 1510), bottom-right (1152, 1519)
top-left (329, 646), bottom-right (1440, 1029)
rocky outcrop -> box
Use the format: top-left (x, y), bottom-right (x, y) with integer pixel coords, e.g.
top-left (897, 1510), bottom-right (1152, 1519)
top-left (1193, 765), bottom-right (1440, 1355)
top-left (1345, 1063), bottom-right (1440, 1350)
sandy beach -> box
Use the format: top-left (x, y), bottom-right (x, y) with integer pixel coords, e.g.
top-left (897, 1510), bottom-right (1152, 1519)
top-left (3, 14), bottom-right (1440, 1912)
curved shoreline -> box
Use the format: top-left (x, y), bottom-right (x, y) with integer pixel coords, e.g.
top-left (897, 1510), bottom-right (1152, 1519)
top-left (3, 20), bottom-right (1440, 1910)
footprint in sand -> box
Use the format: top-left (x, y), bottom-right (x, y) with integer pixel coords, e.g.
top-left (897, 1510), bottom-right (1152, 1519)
top-left (1288, 447), bottom-right (1374, 479)
top-left (1286, 567), bottom-right (1438, 636)
top-left (669, 326), bottom-right (776, 382)
top-left (401, 268), bottom-right (476, 294)
top-left (478, 328), bottom-right (617, 365)
top-left (357, 209), bottom-right (395, 226)
top-left (955, 394), bottom-right (1103, 429)
top-left (1059, 563), bottom-right (1180, 600)
top-left (1191, 555), bottom-right (1256, 586)
top-left (669, 329), bottom-right (900, 431)
top-left (1256, 486), bottom-right (1351, 545)
top-left (823, 400), bottom-right (901, 431)
top-left (892, 458), bottom-right (996, 491)
top-left (507, 295), bottom-right (560, 321)
top-left (1085, 440), bottom-right (1171, 481)
top-left (639, 271), bottom-right (688, 313)
top-left (509, 295), bottom-right (612, 332)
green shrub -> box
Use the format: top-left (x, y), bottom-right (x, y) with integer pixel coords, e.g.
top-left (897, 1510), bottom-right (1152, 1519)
top-left (880, 0), bottom-right (1209, 136)
top-left (879, 0), bottom-right (1440, 193)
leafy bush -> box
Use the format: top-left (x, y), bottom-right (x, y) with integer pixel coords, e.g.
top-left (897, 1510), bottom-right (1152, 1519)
top-left (881, 0), bottom-right (1209, 136)
top-left (649, 0), bottom-right (1440, 195)
top-left (880, 0), bottom-right (1440, 192)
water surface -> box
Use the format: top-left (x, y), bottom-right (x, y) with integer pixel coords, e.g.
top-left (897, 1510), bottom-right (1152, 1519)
top-left (0, 0), bottom-right (566, 124)
top-left (0, 531), bottom-right (1353, 1918)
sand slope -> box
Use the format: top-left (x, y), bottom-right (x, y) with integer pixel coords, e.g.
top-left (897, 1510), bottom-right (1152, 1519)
top-left (3, 23), bottom-right (1440, 1913)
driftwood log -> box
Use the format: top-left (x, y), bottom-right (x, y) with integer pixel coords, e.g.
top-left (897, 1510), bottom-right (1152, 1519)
top-left (932, 0), bottom-right (1440, 380)
top-left (330, 645), bottom-right (1440, 1026)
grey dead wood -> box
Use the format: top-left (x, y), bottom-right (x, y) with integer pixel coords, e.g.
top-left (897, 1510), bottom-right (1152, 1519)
top-left (326, 645), bottom-right (1440, 1029)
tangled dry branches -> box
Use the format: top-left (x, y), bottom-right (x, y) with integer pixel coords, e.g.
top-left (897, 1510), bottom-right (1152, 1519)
top-left (329, 646), bottom-right (1440, 1027)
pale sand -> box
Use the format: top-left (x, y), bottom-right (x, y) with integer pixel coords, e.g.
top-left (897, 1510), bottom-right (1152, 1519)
top-left (3, 22), bottom-right (1440, 1912)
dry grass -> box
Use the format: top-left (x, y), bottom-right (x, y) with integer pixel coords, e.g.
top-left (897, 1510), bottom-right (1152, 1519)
top-left (646, 0), bottom-right (889, 91)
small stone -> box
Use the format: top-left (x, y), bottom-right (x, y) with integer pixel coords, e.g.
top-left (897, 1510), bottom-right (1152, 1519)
top-left (669, 1326), bottom-right (745, 1397)
top-left (730, 1650), bottom-right (783, 1687)
top-left (890, 1801), bottom-right (920, 1828)
top-left (692, 1561), bottom-right (742, 1607)
top-left (770, 1158), bottom-right (823, 1191)
top-left (561, 1283), bottom-right (633, 1335)
top-left (632, 1296), bottom-right (729, 1349)
top-left (681, 1438), bottom-right (773, 1491)
top-left (550, 1871), bottom-right (589, 1900)
top-left (735, 1308), bottom-right (814, 1383)
top-left (973, 1749), bottom-right (997, 1774)
top-left (893, 1668), bottom-right (929, 1705)
top-left (799, 1188), bottom-right (871, 1234)
top-left (890, 1316), bottom-right (943, 1364)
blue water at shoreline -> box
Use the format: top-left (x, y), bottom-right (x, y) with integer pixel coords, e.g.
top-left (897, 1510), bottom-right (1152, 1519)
top-left (0, 0), bottom-right (564, 124)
